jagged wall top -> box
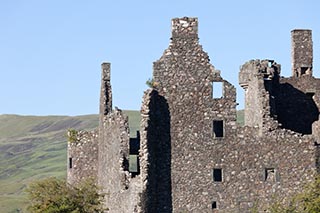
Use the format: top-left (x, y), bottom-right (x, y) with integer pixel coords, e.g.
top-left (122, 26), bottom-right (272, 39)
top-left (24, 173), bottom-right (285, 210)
top-left (101, 62), bottom-right (111, 81)
top-left (239, 59), bottom-right (281, 89)
top-left (171, 17), bottom-right (198, 39)
top-left (99, 62), bottom-right (112, 126)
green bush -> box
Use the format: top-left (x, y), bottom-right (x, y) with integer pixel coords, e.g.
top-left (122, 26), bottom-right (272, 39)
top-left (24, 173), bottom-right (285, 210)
top-left (146, 78), bottom-right (159, 88)
top-left (26, 177), bottom-right (106, 213)
top-left (67, 129), bottom-right (78, 143)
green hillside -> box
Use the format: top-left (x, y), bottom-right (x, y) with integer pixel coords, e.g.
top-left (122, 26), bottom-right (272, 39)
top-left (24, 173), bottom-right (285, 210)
top-left (237, 110), bottom-right (244, 126)
top-left (0, 110), bottom-right (243, 212)
top-left (0, 111), bottom-right (140, 213)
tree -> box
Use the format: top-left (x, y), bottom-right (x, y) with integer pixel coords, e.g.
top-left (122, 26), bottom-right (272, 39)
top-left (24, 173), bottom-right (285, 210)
top-left (268, 175), bottom-right (320, 213)
top-left (26, 177), bottom-right (106, 213)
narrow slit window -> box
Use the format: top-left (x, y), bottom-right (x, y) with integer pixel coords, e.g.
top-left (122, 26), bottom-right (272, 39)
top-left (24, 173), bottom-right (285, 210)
top-left (213, 168), bottom-right (222, 182)
top-left (212, 201), bottom-right (217, 209)
top-left (212, 82), bottom-right (223, 98)
top-left (213, 120), bottom-right (224, 138)
top-left (69, 158), bottom-right (72, 169)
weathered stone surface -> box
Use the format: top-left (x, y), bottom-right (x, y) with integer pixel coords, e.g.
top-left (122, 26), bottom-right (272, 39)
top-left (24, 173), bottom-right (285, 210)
top-left (239, 59), bottom-right (280, 134)
top-left (67, 17), bottom-right (320, 212)
top-left (154, 17), bottom-right (239, 212)
top-left (98, 108), bottom-right (141, 212)
top-left (139, 89), bottom-right (172, 212)
top-left (67, 130), bottom-right (98, 185)
top-left (291, 29), bottom-right (313, 77)
top-left (99, 62), bottom-right (112, 126)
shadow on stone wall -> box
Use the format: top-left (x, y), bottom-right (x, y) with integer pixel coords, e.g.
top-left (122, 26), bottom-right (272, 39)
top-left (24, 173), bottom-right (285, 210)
top-left (316, 145), bottom-right (320, 174)
top-left (146, 90), bottom-right (172, 213)
top-left (273, 83), bottom-right (318, 134)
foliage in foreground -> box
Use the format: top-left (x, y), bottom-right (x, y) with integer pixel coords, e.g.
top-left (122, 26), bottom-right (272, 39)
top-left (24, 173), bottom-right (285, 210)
top-left (267, 175), bottom-right (320, 213)
top-left (26, 177), bottom-right (106, 213)
top-left (145, 78), bottom-right (159, 88)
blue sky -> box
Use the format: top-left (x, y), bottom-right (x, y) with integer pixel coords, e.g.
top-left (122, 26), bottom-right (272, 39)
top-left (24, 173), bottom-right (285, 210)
top-left (1, 0), bottom-right (319, 115)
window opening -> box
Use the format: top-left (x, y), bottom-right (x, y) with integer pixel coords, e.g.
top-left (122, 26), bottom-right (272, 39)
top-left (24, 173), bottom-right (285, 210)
top-left (213, 120), bottom-right (224, 138)
top-left (306, 90), bottom-right (315, 99)
top-left (129, 131), bottom-right (140, 177)
top-left (69, 158), bottom-right (72, 169)
top-left (213, 168), bottom-right (222, 182)
top-left (212, 82), bottom-right (223, 98)
top-left (265, 168), bottom-right (276, 182)
top-left (129, 155), bottom-right (140, 177)
top-left (212, 201), bottom-right (217, 209)
top-left (301, 67), bottom-right (308, 75)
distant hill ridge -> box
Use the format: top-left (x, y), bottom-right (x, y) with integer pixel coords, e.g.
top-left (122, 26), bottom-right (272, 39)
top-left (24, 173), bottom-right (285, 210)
top-left (0, 110), bottom-right (243, 212)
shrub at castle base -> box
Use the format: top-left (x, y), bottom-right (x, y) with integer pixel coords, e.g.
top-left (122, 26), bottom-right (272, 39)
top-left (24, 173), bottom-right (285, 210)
top-left (26, 177), bottom-right (105, 213)
top-left (267, 175), bottom-right (320, 212)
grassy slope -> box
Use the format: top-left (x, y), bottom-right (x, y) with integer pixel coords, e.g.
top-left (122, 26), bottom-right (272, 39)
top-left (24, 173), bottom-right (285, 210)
top-left (0, 114), bottom-right (101, 212)
top-left (0, 110), bottom-right (242, 212)
top-left (0, 111), bottom-right (141, 213)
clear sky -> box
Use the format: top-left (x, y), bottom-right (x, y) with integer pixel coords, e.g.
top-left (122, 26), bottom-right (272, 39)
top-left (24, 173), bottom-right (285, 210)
top-left (1, 0), bottom-right (319, 115)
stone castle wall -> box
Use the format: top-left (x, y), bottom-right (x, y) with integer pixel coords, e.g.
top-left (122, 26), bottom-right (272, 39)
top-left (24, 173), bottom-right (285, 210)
top-left (67, 17), bottom-right (320, 212)
top-left (153, 17), bottom-right (238, 212)
top-left (98, 108), bottom-right (143, 213)
top-left (67, 130), bottom-right (98, 185)
top-left (239, 59), bottom-right (280, 133)
top-left (278, 76), bottom-right (320, 134)
top-left (216, 127), bottom-right (316, 212)
top-left (139, 89), bottom-right (172, 212)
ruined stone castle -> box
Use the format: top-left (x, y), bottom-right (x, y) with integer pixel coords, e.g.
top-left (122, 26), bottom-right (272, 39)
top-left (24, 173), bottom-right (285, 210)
top-left (67, 17), bottom-right (320, 212)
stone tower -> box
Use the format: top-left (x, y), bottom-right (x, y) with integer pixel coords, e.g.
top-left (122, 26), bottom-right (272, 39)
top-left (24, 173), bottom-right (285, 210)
top-left (153, 17), bottom-right (237, 212)
top-left (291, 29), bottom-right (313, 77)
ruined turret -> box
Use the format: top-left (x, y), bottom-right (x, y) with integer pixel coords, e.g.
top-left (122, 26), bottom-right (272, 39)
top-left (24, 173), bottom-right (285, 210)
top-left (291, 29), bottom-right (313, 77)
top-left (99, 62), bottom-right (112, 125)
top-left (239, 59), bottom-right (280, 133)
